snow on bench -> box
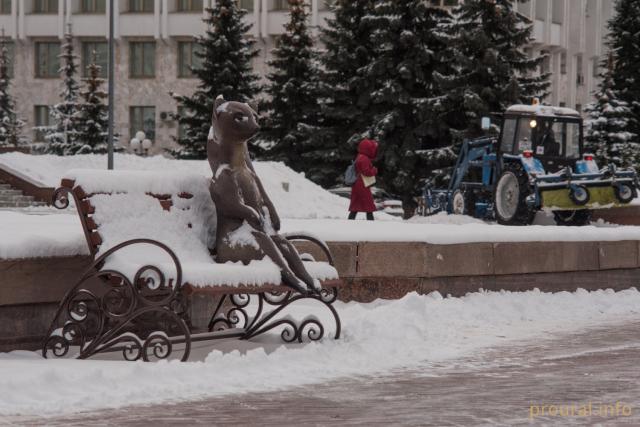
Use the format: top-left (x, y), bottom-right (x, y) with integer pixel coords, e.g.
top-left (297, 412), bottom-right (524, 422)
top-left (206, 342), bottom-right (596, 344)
top-left (59, 169), bottom-right (339, 290)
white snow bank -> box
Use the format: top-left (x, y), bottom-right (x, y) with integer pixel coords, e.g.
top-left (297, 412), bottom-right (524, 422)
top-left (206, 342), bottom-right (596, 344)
top-left (281, 218), bottom-right (640, 244)
top-left (0, 211), bottom-right (88, 259)
top-left (1, 288), bottom-right (639, 416)
top-left (0, 153), bottom-right (351, 219)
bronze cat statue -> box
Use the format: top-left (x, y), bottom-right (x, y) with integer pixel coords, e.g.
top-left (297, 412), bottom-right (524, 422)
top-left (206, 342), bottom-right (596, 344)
top-left (207, 95), bottom-right (318, 294)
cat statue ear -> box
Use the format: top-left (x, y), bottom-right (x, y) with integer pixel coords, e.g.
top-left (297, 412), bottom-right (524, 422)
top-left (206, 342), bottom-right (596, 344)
top-left (209, 95), bottom-right (226, 141)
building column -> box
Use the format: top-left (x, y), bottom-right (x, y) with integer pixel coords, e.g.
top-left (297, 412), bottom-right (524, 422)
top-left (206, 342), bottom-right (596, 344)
top-left (17, 0), bottom-right (24, 40)
top-left (161, 0), bottom-right (169, 39)
top-left (261, 0), bottom-right (268, 38)
top-left (58, 0), bottom-right (65, 39)
top-left (154, 0), bottom-right (161, 39)
top-left (10, 0), bottom-right (17, 39)
top-left (253, 0), bottom-right (260, 38)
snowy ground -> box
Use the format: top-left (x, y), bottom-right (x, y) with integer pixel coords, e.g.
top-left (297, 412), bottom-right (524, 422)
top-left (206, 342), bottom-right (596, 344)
top-left (1, 288), bottom-right (639, 417)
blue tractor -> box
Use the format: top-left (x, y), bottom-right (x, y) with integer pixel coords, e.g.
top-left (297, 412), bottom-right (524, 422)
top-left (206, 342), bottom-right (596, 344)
top-left (424, 103), bottom-right (639, 225)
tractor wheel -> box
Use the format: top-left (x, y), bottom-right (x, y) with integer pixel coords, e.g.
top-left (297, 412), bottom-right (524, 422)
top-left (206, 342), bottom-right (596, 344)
top-left (553, 210), bottom-right (592, 226)
top-left (451, 190), bottom-right (476, 216)
top-left (494, 163), bottom-right (536, 226)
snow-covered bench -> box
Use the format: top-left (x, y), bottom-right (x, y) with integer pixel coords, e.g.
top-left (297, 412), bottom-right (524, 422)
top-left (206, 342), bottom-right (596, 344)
top-left (42, 170), bottom-right (341, 362)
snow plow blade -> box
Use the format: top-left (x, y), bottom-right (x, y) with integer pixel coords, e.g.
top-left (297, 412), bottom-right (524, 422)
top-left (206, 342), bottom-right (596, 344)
top-left (540, 186), bottom-right (624, 211)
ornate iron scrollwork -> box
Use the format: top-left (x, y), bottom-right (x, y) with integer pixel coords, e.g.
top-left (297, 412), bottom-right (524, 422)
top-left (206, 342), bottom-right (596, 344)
top-left (42, 239), bottom-right (191, 362)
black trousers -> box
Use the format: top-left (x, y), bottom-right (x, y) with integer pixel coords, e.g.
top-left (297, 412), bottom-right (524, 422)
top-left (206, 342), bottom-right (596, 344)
top-left (348, 211), bottom-right (374, 221)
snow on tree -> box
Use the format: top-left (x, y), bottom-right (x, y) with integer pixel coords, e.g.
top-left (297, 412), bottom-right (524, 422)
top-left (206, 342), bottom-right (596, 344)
top-left (436, 0), bottom-right (550, 140)
top-left (299, 0), bottom-right (377, 187)
top-left (171, 0), bottom-right (260, 159)
top-left (260, 0), bottom-right (324, 179)
top-left (38, 25), bottom-right (82, 155)
top-left (360, 0), bottom-right (455, 216)
top-left (585, 53), bottom-right (640, 170)
top-left (74, 54), bottom-right (109, 154)
top-left (607, 0), bottom-right (640, 137)
top-left (0, 34), bottom-right (25, 148)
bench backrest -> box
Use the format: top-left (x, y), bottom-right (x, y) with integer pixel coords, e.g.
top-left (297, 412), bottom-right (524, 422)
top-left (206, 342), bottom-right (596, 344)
top-left (61, 170), bottom-right (216, 263)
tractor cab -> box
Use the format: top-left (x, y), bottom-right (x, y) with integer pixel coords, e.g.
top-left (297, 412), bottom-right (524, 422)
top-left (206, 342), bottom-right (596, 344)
top-left (499, 104), bottom-right (582, 173)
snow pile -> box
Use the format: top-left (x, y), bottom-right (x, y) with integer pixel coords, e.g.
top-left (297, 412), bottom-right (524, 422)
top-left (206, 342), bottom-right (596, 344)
top-left (0, 212), bottom-right (88, 259)
top-left (1, 288), bottom-right (639, 416)
top-left (0, 153), bottom-right (350, 219)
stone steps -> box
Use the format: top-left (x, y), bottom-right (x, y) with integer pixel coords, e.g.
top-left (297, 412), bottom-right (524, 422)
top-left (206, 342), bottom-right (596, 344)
top-left (0, 180), bottom-right (46, 208)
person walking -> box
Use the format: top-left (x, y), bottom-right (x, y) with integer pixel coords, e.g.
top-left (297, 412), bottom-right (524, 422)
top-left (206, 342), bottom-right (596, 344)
top-left (349, 139), bottom-right (379, 220)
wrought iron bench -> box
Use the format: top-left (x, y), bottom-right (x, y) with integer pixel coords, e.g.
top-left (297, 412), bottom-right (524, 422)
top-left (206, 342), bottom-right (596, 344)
top-left (42, 170), bottom-right (341, 362)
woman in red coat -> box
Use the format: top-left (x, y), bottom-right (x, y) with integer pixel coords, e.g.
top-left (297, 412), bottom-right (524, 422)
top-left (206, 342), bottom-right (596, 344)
top-left (349, 139), bottom-right (379, 220)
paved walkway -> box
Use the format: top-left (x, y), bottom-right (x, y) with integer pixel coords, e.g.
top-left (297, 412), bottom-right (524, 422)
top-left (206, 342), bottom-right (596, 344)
top-left (12, 321), bottom-right (640, 426)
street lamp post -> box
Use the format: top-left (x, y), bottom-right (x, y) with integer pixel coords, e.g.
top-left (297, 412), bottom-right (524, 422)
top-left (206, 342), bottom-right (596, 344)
top-left (107, 0), bottom-right (115, 169)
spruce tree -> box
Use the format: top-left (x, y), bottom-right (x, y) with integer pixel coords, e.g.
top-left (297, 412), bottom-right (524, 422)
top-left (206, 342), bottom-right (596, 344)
top-left (75, 55), bottom-right (109, 154)
top-left (40, 25), bottom-right (81, 155)
top-left (361, 0), bottom-right (455, 216)
top-left (0, 35), bottom-right (24, 147)
top-left (171, 0), bottom-right (260, 159)
top-left (437, 0), bottom-right (550, 139)
top-left (585, 54), bottom-right (639, 170)
top-left (300, 0), bottom-right (377, 187)
top-left (607, 0), bottom-right (640, 136)
top-left (260, 0), bottom-right (320, 174)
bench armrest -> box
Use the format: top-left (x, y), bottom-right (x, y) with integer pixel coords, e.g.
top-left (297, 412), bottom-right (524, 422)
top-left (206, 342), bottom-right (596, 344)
top-left (282, 233), bottom-right (335, 266)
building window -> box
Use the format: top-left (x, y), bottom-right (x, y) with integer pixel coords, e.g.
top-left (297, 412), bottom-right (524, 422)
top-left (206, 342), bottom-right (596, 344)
top-left (177, 41), bottom-right (202, 78)
top-left (80, 0), bottom-right (106, 13)
top-left (33, 0), bottom-right (58, 13)
top-left (560, 52), bottom-right (567, 75)
top-left (82, 42), bottom-right (108, 78)
top-left (540, 50), bottom-right (551, 74)
top-left (35, 42), bottom-right (61, 78)
top-left (271, 0), bottom-right (289, 11)
top-left (559, 102), bottom-right (567, 107)
top-left (128, 0), bottom-right (154, 12)
top-left (176, 0), bottom-right (202, 11)
top-left (535, 0), bottom-right (547, 20)
top-left (575, 104), bottom-right (582, 114)
top-left (130, 106), bottom-right (156, 141)
top-left (239, 0), bottom-right (254, 11)
top-left (34, 106), bottom-right (51, 141)
top-left (576, 54), bottom-right (584, 86)
top-left (551, 0), bottom-right (564, 24)
top-left (0, 0), bottom-right (11, 14)
top-left (592, 58), bottom-right (599, 78)
top-left (129, 41), bottom-right (155, 78)
top-left (2, 41), bottom-right (14, 78)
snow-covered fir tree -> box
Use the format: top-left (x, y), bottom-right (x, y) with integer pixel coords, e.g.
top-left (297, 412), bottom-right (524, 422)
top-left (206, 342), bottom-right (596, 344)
top-left (436, 0), bottom-right (550, 140)
top-left (260, 0), bottom-right (322, 176)
top-left (0, 35), bottom-right (25, 147)
top-left (607, 0), bottom-right (640, 137)
top-left (300, 0), bottom-right (377, 187)
top-left (171, 0), bottom-right (260, 159)
top-left (362, 0), bottom-right (455, 216)
top-left (39, 26), bottom-right (82, 155)
top-left (75, 55), bottom-right (109, 154)
top-left (585, 53), bottom-right (640, 170)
